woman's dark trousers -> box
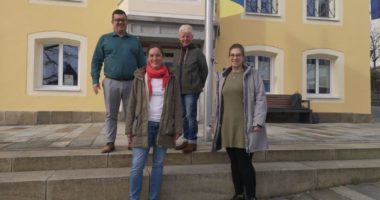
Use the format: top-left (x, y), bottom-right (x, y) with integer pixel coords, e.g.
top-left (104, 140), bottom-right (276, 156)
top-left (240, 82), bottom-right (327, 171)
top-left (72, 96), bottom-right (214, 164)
top-left (226, 147), bottom-right (256, 199)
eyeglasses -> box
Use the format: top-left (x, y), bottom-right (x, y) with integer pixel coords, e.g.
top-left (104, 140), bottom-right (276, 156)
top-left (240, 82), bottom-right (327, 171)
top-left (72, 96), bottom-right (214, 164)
top-left (113, 19), bottom-right (127, 23)
top-left (229, 54), bottom-right (242, 57)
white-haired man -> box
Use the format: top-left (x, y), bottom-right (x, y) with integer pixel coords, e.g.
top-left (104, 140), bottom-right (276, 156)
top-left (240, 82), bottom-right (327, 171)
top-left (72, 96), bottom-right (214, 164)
top-left (173, 24), bottom-right (208, 153)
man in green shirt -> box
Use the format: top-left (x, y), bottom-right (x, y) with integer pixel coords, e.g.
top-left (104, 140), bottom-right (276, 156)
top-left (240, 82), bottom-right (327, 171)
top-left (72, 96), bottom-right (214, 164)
top-left (91, 9), bottom-right (146, 153)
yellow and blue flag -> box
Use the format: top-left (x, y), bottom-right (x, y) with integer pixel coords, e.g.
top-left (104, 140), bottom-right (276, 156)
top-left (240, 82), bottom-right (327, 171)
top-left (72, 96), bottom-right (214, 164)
top-left (220, 0), bottom-right (245, 18)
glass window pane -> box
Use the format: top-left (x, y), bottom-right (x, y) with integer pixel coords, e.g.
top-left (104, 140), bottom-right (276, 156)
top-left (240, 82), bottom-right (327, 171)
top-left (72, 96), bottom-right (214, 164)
top-left (63, 45), bottom-right (79, 86)
top-left (318, 59), bottom-right (330, 94)
top-left (246, 0), bottom-right (258, 13)
top-left (164, 62), bottom-right (173, 68)
top-left (258, 56), bottom-right (271, 92)
top-left (261, 0), bottom-right (272, 14)
top-left (246, 56), bottom-right (255, 67)
top-left (307, 0), bottom-right (316, 16)
top-left (319, 0), bottom-right (329, 17)
top-left (258, 56), bottom-right (270, 80)
top-left (307, 59), bottom-right (316, 94)
top-left (263, 80), bottom-right (270, 92)
top-left (43, 44), bottom-right (59, 85)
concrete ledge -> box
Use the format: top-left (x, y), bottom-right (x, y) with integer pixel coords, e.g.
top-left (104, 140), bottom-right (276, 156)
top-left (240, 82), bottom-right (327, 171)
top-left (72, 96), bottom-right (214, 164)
top-left (3, 147), bottom-right (380, 172)
top-left (0, 158), bottom-right (11, 172)
top-left (107, 151), bottom-right (133, 168)
top-left (0, 111), bottom-right (5, 125)
top-left (5, 112), bottom-right (37, 125)
top-left (265, 149), bottom-right (335, 162)
top-left (334, 148), bottom-right (380, 160)
top-left (0, 171), bottom-right (54, 200)
top-left (0, 150), bottom-right (107, 172)
top-left (36, 111), bottom-right (51, 124)
top-left (12, 154), bottom-right (108, 172)
top-left (316, 113), bottom-right (372, 123)
top-left (51, 112), bottom-right (73, 124)
top-left (2, 160), bottom-right (380, 199)
top-left (191, 151), bottom-right (229, 164)
top-left (302, 159), bottom-right (380, 188)
top-left (0, 168), bottom-right (148, 200)
top-left (0, 111), bottom-right (373, 125)
top-left (256, 162), bottom-right (317, 197)
top-left (47, 168), bottom-right (149, 200)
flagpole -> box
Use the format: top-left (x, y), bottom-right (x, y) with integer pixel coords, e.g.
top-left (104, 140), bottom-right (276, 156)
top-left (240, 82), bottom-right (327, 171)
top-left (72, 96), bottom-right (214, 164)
top-left (204, 0), bottom-right (214, 141)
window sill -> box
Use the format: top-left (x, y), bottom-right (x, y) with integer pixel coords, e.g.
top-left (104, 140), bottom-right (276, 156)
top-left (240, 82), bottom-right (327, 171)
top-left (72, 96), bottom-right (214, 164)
top-left (245, 12), bottom-right (281, 18)
top-left (35, 86), bottom-right (81, 92)
top-left (307, 17), bottom-right (340, 22)
top-left (306, 94), bottom-right (340, 100)
top-left (29, 0), bottom-right (86, 7)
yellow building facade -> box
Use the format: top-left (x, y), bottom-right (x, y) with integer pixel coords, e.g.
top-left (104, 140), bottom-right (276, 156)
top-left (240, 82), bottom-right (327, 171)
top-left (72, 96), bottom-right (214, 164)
top-left (0, 0), bottom-right (120, 124)
top-left (0, 0), bottom-right (372, 124)
top-left (216, 0), bottom-right (371, 122)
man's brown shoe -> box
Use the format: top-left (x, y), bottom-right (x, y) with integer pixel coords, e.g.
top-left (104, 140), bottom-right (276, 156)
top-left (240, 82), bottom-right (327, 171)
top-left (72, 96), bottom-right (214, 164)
top-left (101, 143), bottom-right (115, 153)
top-left (175, 141), bottom-right (188, 150)
top-left (182, 143), bottom-right (197, 154)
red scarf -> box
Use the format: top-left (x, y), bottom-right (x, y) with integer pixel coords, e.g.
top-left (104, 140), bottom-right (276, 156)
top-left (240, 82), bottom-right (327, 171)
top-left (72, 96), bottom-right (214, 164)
top-left (146, 63), bottom-right (170, 96)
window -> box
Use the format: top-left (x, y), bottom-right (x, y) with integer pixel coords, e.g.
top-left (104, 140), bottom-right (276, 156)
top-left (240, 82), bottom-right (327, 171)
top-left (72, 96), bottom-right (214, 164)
top-left (245, 45), bottom-right (284, 94)
top-left (27, 32), bottom-right (87, 96)
top-left (43, 44), bottom-right (79, 87)
top-left (246, 55), bottom-right (272, 92)
top-left (302, 49), bottom-right (344, 100)
top-left (307, 58), bottom-right (331, 94)
top-left (307, 0), bottom-right (336, 19)
top-left (245, 0), bottom-right (279, 15)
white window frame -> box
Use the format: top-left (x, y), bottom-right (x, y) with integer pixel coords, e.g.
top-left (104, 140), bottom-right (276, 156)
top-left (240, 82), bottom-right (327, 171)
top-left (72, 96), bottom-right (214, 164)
top-left (41, 43), bottom-right (79, 90)
top-left (307, 0), bottom-right (335, 19)
top-left (245, 0), bottom-right (279, 16)
top-left (246, 55), bottom-right (273, 93)
top-left (242, 0), bottom-right (285, 22)
top-left (29, 0), bottom-right (87, 7)
top-left (303, 0), bottom-right (343, 25)
top-left (306, 58), bottom-right (332, 95)
top-left (245, 45), bottom-right (284, 94)
top-left (302, 49), bottom-right (344, 101)
top-left (27, 32), bottom-right (87, 96)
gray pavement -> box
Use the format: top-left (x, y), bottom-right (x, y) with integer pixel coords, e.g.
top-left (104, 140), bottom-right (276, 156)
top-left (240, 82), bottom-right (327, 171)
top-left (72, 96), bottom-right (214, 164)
top-left (1, 121), bottom-right (380, 151)
top-left (1, 112), bottom-right (380, 200)
top-left (273, 181), bottom-right (380, 200)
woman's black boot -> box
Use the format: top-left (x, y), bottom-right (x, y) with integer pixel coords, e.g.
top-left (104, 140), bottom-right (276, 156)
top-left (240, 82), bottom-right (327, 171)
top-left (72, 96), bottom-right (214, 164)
top-left (231, 194), bottom-right (245, 200)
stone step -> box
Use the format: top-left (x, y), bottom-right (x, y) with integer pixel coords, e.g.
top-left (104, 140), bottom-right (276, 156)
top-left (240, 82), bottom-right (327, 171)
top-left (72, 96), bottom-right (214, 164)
top-left (2, 144), bottom-right (380, 172)
top-left (2, 159), bottom-right (380, 200)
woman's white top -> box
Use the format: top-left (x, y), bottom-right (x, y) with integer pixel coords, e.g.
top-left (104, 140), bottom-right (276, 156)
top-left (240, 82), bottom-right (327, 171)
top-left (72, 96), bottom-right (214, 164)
top-left (148, 78), bottom-right (165, 122)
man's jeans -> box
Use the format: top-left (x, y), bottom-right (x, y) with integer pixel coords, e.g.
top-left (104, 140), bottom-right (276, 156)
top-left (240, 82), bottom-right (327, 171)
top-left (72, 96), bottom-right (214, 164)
top-left (181, 93), bottom-right (200, 144)
top-left (130, 121), bottom-right (167, 200)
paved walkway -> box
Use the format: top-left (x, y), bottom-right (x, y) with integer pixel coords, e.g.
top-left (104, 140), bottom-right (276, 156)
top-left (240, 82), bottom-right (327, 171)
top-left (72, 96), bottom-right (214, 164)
top-left (273, 181), bottom-right (380, 200)
top-left (1, 121), bottom-right (380, 151)
top-left (1, 110), bottom-right (380, 200)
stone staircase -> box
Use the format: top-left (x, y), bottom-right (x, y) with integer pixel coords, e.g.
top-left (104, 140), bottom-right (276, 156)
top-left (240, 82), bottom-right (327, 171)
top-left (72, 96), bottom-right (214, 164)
top-left (2, 145), bottom-right (380, 200)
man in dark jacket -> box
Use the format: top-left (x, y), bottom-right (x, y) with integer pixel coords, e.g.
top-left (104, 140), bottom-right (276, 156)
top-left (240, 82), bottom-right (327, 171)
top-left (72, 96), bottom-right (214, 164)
top-left (91, 9), bottom-right (146, 153)
top-left (173, 24), bottom-right (208, 153)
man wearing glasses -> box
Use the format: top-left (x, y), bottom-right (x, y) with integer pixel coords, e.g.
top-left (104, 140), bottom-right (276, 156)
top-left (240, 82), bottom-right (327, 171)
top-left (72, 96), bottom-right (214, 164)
top-left (91, 9), bottom-right (146, 153)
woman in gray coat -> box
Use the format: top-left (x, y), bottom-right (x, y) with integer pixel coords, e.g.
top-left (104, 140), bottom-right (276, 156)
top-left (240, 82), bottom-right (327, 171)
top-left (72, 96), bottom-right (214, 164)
top-left (211, 43), bottom-right (268, 200)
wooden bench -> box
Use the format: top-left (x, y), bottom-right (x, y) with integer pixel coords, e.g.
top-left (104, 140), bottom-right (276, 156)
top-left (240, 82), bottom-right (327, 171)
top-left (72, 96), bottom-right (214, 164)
top-left (267, 94), bottom-right (313, 123)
